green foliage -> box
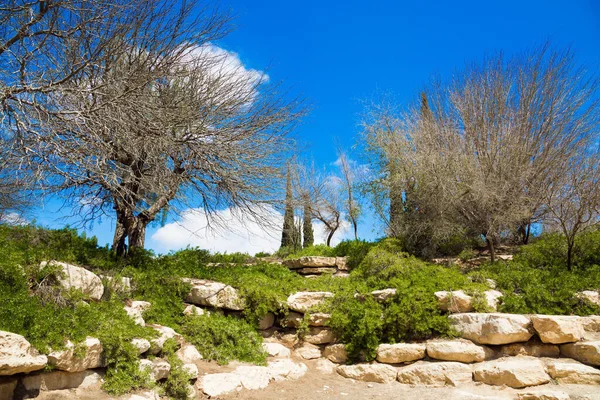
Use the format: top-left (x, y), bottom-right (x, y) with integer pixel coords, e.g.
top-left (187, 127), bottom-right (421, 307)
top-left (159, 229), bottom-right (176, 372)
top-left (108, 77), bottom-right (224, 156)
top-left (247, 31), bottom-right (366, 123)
top-left (458, 248), bottom-right (476, 262)
top-left (254, 251), bottom-right (271, 258)
top-left (332, 240), bottom-right (375, 269)
top-left (181, 314), bottom-right (267, 365)
top-left (161, 339), bottom-right (193, 400)
top-left (283, 244), bottom-right (336, 258)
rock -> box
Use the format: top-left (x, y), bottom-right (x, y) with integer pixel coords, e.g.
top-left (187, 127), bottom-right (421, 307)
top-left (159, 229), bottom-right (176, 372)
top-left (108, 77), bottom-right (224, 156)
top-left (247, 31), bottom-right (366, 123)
top-left (294, 343), bottom-right (321, 360)
top-left (262, 342), bottom-right (290, 358)
top-left (199, 373), bottom-right (242, 397)
top-left (315, 358), bottom-right (336, 374)
top-left (449, 313), bottom-right (533, 345)
top-left (286, 292), bottom-right (334, 313)
top-left (336, 257), bottom-right (348, 271)
top-left (333, 271), bottom-right (350, 278)
top-left (561, 341), bottom-right (600, 366)
top-left (283, 256), bottom-right (338, 269)
top-left (142, 358), bottom-right (170, 381)
top-left (47, 337), bottom-right (102, 372)
top-left (309, 313), bottom-right (331, 327)
top-left (497, 255), bottom-right (513, 261)
top-left (125, 391), bottom-right (161, 400)
top-left (472, 357), bottom-right (551, 388)
top-left (233, 365), bottom-right (270, 390)
top-left (371, 289), bottom-right (397, 302)
top-left (40, 261), bottom-right (104, 300)
top-left (183, 278), bottom-right (245, 310)
top-left (577, 290), bottom-right (600, 306)
top-left (426, 339), bottom-right (494, 363)
top-left (259, 313), bottom-right (275, 330)
top-left (131, 338), bottom-right (151, 355)
top-left (484, 290), bottom-right (503, 310)
top-left (531, 315), bottom-right (584, 344)
top-left (22, 370), bottom-right (103, 393)
top-left (544, 357), bottom-right (600, 384)
top-left (336, 363), bottom-right (397, 384)
top-left (267, 359), bottom-right (308, 381)
top-left (304, 327), bottom-right (336, 345)
top-left (396, 361), bottom-right (473, 387)
top-left (101, 275), bottom-right (131, 294)
top-left (298, 267), bottom-right (337, 275)
top-left (497, 341), bottom-right (560, 358)
top-left (323, 344), bottom-right (348, 364)
top-left (485, 279), bottom-right (497, 289)
top-left (376, 343), bottom-right (426, 364)
top-left (280, 311), bottom-right (303, 328)
top-left (516, 390), bottom-right (570, 400)
top-left (581, 315), bottom-right (600, 332)
top-left (0, 378), bottom-right (16, 400)
top-left (176, 343), bottom-right (203, 363)
top-left (148, 324), bottom-right (183, 355)
top-left (182, 304), bottom-right (206, 316)
top-left (278, 333), bottom-right (299, 348)
top-left (0, 331), bottom-right (47, 375)
top-left (183, 363), bottom-right (198, 380)
top-left (435, 290), bottom-right (473, 313)
top-left (124, 300), bottom-right (151, 326)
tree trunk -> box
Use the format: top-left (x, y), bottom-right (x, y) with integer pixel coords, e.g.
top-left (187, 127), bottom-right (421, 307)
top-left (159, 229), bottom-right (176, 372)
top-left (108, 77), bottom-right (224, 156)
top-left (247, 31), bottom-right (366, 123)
top-left (524, 222), bottom-right (531, 244)
top-left (127, 217), bottom-right (147, 251)
top-left (326, 229), bottom-right (337, 247)
top-left (112, 219), bottom-right (127, 257)
top-left (566, 240), bottom-right (574, 271)
top-left (486, 234), bottom-right (496, 263)
top-left (352, 219), bottom-right (358, 241)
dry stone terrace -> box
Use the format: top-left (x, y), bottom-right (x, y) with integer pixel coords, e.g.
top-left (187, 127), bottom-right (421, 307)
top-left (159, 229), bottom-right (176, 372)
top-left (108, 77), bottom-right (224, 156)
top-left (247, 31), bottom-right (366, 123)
top-left (1, 258), bottom-right (600, 399)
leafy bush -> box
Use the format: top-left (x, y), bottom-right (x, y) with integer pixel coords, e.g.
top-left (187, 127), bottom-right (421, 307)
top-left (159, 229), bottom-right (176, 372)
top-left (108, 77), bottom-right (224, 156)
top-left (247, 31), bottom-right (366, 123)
top-left (332, 240), bottom-right (375, 270)
top-left (181, 314), bottom-right (267, 365)
top-left (282, 244), bottom-right (336, 259)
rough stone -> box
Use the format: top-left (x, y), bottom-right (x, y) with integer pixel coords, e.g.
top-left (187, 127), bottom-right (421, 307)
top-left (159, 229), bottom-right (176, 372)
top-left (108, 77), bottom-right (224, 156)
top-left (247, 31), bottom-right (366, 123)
top-left (233, 365), bottom-right (270, 390)
top-left (143, 358), bottom-right (170, 381)
top-left (262, 342), bottom-right (291, 358)
top-left (183, 278), bottom-right (245, 310)
top-left (22, 370), bottom-right (103, 392)
top-left (182, 304), bottom-right (206, 316)
top-left (577, 290), bottom-right (600, 306)
top-left (199, 373), bottom-right (242, 397)
top-left (376, 343), bottom-right (426, 364)
top-left (283, 256), bottom-right (338, 269)
top-left (131, 338), bottom-right (151, 355)
top-left (516, 390), bottom-right (570, 400)
top-left (183, 363), bottom-right (198, 380)
top-left (371, 289), bottom-right (397, 302)
top-left (176, 343), bottom-right (203, 364)
top-left (531, 315), bottom-right (585, 344)
top-left (286, 292), bottom-right (334, 313)
top-left (0, 331), bottom-right (47, 376)
top-left (484, 290), bottom-right (503, 310)
top-left (40, 261), bottom-right (104, 301)
top-left (336, 363), bottom-right (397, 384)
top-left (304, 327), bottom-right (335, 345)
top-left (294, 343), bottom-right (321, 360)
top-left (449, 313), bottom-right (533, 345)
top-left (560, 341), bottom-right (600, 366)
top-left (0, 378), bottom-right (16, 400)
top-left (259, 313), bottom-right (275, 330)
top-left (47, 337), bottom-right (102, 372)
top-left (435, 290), bottom-right (473, 313)
top-left (323, 344), bottom-right (348, 364)
top-left (543, 357), bottom-right (600, 384)
top-left (125, 391), bottom-right (160, 400)
top-left (426, 339), bottom-right (494, 363)
top-left (336, 257), bottom-right (348, 271)
top-left (297, 267), bottom-right (337, 275)
top-left (315, 358), bottom-right (336, 374)
top-left (148, 324), bottom-right (182, 355)
top-left (581, 315), bottom-right (600, 332)
top-left (497, 341), bottom-right (560, 358)
top-left (396, 361), bottom-right (473, 387)
top-left (124, 300), bottom-right (151, 326)
top-left (472, 357), bottom-right (551, 388)
top-left (101, 275), bottom-right (131, 294)
top-left (267, 359), bottom-right (308, 381)
top-left (308, 313), bottom-right (331, 327)
top-left (280, 311), bottom-right (303, 328)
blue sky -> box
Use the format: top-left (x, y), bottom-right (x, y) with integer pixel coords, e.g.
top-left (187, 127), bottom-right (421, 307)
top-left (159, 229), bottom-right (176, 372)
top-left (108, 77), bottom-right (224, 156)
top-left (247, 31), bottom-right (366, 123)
top-left (34, 0), bottom-right (600, 254)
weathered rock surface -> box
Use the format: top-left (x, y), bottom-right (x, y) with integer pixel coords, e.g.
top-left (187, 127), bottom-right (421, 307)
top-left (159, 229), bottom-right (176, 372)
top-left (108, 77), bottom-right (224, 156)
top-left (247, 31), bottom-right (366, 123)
top-left (435, 290), bottom-right (473, 313)
top-left (582, 315), bottom-right (600, 332)
top-left (0, 331), bottom-right (47, 376)
top-left (577, 290), bottom-right (600, 306)
top-left (41, 261), bottom-right (104, 300)
top-left (21, 369), bottom-right (102, 392)
top-left (315, 358), bottom-right (336, 374)
top-left (396, 361), bottom-right (473, 387)
top-left (308, 312), bottom-right (331, 327)
top-left (232, 365), bottom-right (270, 390)
top-left (295, 343), bottom-right (321, 360)
top-left (199, 372), bottom-right (242, 397)
top-left (281, 311), bottom-right (330, 328)
top-left (323, 344), bottom-right (348, 364)
top-left (304, 327), bottom-right (336, 345)
top-left (472, 357), bottom-right (551, 388)
top-left (182, 304), bottom-right (206, 316)
top-left (531, 315), bottom-right (584, 344)
top-left (101, 275), bottom-right (131, 294)
top-left (516, 389), bottom-right (570, 400)
top-left (449, 313), bottom-right (533, 345)
top-left (336, 363), bottom-right (397, 383)
top-left (286, 292), bottom-right (333, 313)
top-left (131, 338), bottom-right (151, 355)
top-left (297, 267), bottom-right (337, 275)
top-left (267, 359), bottom-right (308, 381)
top-left (140, 358), bottom-right (170, 381)
top-left (262, 342), bottom-right (291, 358)
top-left (560, 340), bottom-right (600, 366)
top-left (47, 337), bottom-right (102, 372)
top-left (125, 390), bottom-right (161, 400)
top-left (426, 339), bottom-right (494, 363)
top-left (182, 363), bottom-right (198, 380)
top-left (124, 300), bottom-right (151, 326)
top-left (484, 290), bottom-right (503, 310)
top-left (258, 313), bottom-right (275, 330)
top-left (183, 278), bottom-right (245, 310)
top-left (0, 378), bottom-right (17, 400)
top-left (376, 343), bottom-right (426, 364)
top-left (497, 341), bottom-right (560, 358)
top-left (543, 357), bottom-right (600, 384)
top-left (176, 342), bottom-right (203, 364)
top-left (371, 289), bottom-right (397, 302)
top-left (148, 324), bottom-right (183, 355)
top-left (283, 256), bottom-right (338, 269)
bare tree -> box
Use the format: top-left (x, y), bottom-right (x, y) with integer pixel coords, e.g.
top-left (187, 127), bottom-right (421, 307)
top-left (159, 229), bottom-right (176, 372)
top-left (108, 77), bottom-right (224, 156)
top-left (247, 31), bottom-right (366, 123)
top-left (336, 149), bottom-right (361, 240)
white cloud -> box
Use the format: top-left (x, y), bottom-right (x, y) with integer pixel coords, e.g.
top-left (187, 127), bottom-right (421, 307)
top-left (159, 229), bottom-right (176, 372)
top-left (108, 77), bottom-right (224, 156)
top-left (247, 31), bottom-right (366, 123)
top-left (0, 212), bottom-right (29, 226)
top-left (150, 205), bottom-right (351, 255)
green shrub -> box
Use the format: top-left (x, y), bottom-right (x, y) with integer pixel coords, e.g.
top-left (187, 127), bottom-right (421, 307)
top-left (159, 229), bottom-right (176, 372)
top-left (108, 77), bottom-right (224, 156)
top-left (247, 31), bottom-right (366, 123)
top-left (283, 244), bottom-right (336, 259)
top-left (181, 314), bottom-right (267, 365)
top-left (161, 339), bottom-right (194, 400)
top-left (458, 248), bottom-right (476, 262)
top-left (332, 240), bottom-right (375, 270)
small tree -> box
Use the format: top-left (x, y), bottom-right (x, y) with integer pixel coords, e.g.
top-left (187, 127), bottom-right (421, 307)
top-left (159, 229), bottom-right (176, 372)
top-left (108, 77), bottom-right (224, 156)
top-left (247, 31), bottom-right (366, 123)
top-left (302, 192), bottom-right (314, 248)
top-left (337, 150), bottom-right (361, 240)
top-left (281, 164), bottom-right (295, 249)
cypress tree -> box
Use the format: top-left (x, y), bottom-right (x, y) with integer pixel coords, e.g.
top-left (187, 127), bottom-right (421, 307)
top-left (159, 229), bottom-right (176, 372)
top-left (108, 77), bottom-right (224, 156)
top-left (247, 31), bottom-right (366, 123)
top-left (302, 193), bottom-right (314, 248)
top-left (280, 164), bottom-right (294, 248)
